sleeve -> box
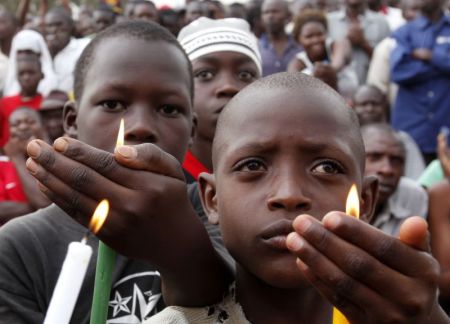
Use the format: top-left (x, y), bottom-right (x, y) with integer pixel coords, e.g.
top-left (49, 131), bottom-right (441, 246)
top-left (0, 219), bottom-right (46, 324)
top-left (390, 27), bottom-right (438, 85)
top-left (367, 38), bottom-right (393, 93)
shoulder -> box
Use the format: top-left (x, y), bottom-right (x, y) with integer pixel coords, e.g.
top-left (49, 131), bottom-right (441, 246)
top-left (0, 204), bottom-right (85, 248)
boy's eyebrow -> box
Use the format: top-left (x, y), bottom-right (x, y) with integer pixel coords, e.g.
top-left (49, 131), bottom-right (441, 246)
top-left (228, 139), bottom-right (351, 157)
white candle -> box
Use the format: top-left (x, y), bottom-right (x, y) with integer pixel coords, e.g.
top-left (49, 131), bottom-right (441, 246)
top-left (44, 240), bottom-right (92, 324)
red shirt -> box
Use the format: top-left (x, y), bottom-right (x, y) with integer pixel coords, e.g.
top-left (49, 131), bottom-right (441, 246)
top-left (0, 94), bottom-right (43, 147)
top-left (0, 157), bottom-right (27, 202)
top-left (182, 150), bottom-right (209, 182)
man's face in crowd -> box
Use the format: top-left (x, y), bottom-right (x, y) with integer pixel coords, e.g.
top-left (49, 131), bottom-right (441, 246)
top-left (0, 11), bottom-right (17, 41)
top-left (133, 3), bottom-right (159, 23)
top-left (93, 10), bottom-right (115, 33)
top-left (9, 109), bottom-right (46, 141)
top-left (261, 0), bottom-right (289, 34)
top-left (353, 86), bottom-right (387, 126)
top-left (363, 128), bottom-right (405, 206)
top-left (17, 59), bottom-right (43, 96)
top-left (45, 11), bottom-right (72, 56)
top-left (401, 0), bottom-right (422, 21)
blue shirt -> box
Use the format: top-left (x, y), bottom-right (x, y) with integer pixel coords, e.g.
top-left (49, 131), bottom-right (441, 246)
top-left (391, 14), bottom-right (450, 153)
top-left (258, 34), bottom-right (302, 77)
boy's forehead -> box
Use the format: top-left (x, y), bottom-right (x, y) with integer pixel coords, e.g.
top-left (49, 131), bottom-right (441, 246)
top-left (214, 86), bottom-right (364, 166)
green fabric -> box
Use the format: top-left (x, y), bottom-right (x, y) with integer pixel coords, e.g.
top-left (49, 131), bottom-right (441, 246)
top-left (418, 160), bottom-right (444, 188)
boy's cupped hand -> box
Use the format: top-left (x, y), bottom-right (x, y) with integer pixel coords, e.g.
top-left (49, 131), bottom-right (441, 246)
top-left (24, 137), bottom-right (195, 262)
top-left (286, 213), bottom-right (450, 324)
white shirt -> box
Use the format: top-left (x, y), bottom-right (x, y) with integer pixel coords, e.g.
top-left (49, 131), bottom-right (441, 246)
top-left (53, 37), bottom-right (90, 93)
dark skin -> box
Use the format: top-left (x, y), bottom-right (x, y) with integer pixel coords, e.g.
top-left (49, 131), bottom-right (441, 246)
top-left (200, 85), bottom-right (448, 323)
top-left (93, 10), bottom-right (115, 33)
top-left (3, 109), bottom-right (50, 216)
top-left (363, 127), bottom-right (405, 209)
top-left (261, 0), bottom-right (291, 57)
top-left (191, 51), bottom-right (260, 171)
top-left (288, 21), bottom-right (351, 89)
top-left (44, 11), bottom-right (72, 58)
top-left (412, 0), bottom-right (444, 61)
top-left (132, 3), bottom-right (159, 23)
top-left (185, 1), bottom-right (208, 24)
top-left (0, 11), bottom-right (18, 56)
top-left (25, 36), bottom-right (231, 307)
top-left (428, 180), bottom-right (450, 305)
top-left (17, 59), bottom-right (43, 99)
top-left (344, 0), bottom-right (374, 57)
top-left (353, 85), bottom-right (387, 125)
top-left (39, 102), bottom-right (65, 143)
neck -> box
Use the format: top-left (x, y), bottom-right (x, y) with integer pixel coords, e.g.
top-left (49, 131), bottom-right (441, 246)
top-left (268, 30), bottom-right (287, 41)
top-left (20, 91), bottom-right (38, 100)
top-left (235, 265), bottom-right (332, 324)
top-left (423, 10), bottom-right (443, 22)
top-left (1, 37), bottom-right (13, 56)
top-left (190, 135), bottom-right (213, 172)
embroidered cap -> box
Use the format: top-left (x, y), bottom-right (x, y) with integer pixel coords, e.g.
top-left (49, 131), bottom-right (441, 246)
top-left (178, 17), bottom-right (262, 75)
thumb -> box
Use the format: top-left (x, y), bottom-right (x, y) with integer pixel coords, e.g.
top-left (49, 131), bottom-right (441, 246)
top-left (398, 216), bottom-right (430, 252)
top-left (114, 143), bottom-right (185, 181)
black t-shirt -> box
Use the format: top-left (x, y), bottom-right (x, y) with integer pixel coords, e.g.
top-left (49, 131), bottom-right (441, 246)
top-left (0, 183), bottom-right (232, 323)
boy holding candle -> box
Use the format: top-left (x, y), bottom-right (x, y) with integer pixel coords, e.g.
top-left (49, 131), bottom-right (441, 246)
top-left (146, 72), bottom-right (449, 323)
top-left (0, 21), bottom-right (232, 323)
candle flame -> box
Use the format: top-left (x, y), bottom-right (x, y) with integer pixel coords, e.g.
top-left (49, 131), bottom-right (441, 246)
top-left (88, 200), bottom-right (110, 234)
top-left (116, 119), bottom-right (124, 147)
top-left (346, 184), bottom-right (360, 219)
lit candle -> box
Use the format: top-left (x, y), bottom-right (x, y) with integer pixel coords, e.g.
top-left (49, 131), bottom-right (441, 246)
top-left (44, 200), bottom-right (110, 324)
top-left (332, 184), bottom-right (359, 324)
top-left (90, 118), bottom-right (124, 324)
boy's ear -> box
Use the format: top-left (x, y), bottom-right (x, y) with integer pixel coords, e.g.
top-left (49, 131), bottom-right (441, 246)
top-left (63, 101), bottom-right (78, 138)
top-left (189, 112), bottom-right (198, 149)
top-left (198, 172), bottom-right (219, 225)
top-left (360, 175), bottom-right (379, 224)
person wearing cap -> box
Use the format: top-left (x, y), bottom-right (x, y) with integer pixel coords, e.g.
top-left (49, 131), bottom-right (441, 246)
top-left (178, 17), bottom-right (262, 183)
top-left (38, 90), bottom-right (69, 143)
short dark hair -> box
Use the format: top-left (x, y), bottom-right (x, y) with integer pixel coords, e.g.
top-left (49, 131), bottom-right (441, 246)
top-left (292, 9), bottom-right (327, 41)
top-left (45, 6), bottom-right (74, 26)
top-left (73, 20), bottom-right (193, 102)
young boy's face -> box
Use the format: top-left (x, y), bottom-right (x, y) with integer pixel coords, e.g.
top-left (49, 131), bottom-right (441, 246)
top-left (192, 51), bottom-right (259, 142)
top-left (17, 60), bottom-right (43, 95)
top-left (65, 37), bottom-right (193, 162)
top-left (204, 87), bottom-right (365, 288)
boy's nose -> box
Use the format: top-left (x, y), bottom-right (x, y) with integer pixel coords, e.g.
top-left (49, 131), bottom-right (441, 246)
top-left (124, 107), bottom-right (158, 144)
top-left (267, 177), bottom-right (312, 213)
top-left (215, 74), bottom-right (240, 98)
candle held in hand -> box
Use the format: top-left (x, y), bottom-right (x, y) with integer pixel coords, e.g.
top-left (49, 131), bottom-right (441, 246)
top-left (44, 200), bottom-right (110, 324)
top-left (332, 184), bottom-right (360, 324)
top-left (90, 119), bottom-right (123, 324)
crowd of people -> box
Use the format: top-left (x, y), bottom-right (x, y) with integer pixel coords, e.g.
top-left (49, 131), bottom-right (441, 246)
top-left (0, 0), bottom-right (449, 323)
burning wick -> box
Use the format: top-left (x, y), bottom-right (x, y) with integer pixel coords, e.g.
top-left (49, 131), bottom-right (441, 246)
top-left (44, 199), bottom-right (110, 324)
top-left (346, 184), bottom-right (360, 219)
top-left (333, 183), bottom-right (360, 324)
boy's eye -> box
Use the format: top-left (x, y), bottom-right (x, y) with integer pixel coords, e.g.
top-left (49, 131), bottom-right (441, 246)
top-left (312, 160), bottom-right (344, 175)
top-left (194, 70), bottom-right (215, 81)
top-left (100, 100), bottom-right (126, 112)
top-left (238, 70), bottom-right (256, 82)
top-left (159, 105), bottom-right (181, 117)
top-left (234, 158), bottom-right (267, 172)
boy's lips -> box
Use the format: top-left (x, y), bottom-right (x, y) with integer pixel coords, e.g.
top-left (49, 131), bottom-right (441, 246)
top-left (260, 220), bottom-right (294, 251)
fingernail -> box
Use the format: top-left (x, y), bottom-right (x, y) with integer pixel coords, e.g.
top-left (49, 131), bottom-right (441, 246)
top-left (54, 138), bottom-right (68, 152)
top-left (27, 141), bottom-right (41, 158)
top-left (294, 216), bottom-right (312, 234)
top-left (323, 213), bottom-right (341, 230)
top-left (117, 146), bottom-right (136, 159)
top-left (286, 233), bottom-right (304, 251)
top-left (26, 158), bottom-right (38, 174)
